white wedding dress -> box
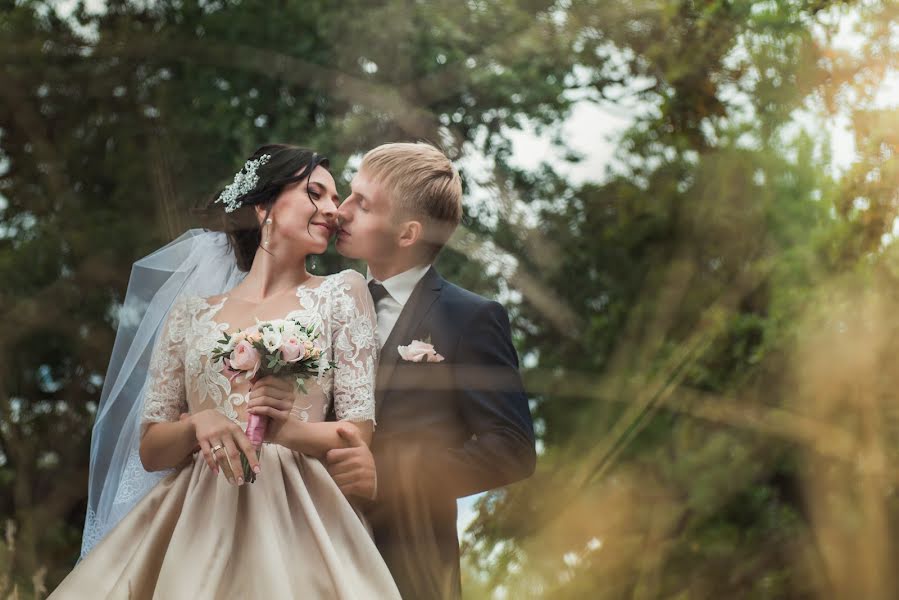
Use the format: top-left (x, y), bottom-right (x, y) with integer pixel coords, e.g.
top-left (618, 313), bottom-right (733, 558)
top-left (50, 269), bottom-right (400, 599)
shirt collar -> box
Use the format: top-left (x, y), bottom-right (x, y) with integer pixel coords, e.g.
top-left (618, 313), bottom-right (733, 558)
top-left (366, 264), bottom-right (432, 307)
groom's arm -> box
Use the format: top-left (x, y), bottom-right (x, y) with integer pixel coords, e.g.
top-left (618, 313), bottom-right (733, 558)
top-left (439, 300), bottom-right (537, 497)
top-left (376, 300), bottom-right (537, 501)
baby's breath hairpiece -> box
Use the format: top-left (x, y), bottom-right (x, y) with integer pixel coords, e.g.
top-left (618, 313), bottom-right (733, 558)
top-left (216, 154), bottom-right (272, 213)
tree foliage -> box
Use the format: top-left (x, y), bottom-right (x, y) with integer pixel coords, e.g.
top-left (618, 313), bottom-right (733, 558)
top-left (2, 0), bottom-right (898, 597)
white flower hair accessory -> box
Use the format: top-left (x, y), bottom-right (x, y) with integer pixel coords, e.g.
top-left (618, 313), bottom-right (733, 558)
top-left (216, 154), bottom-right (272, 213)
top-left (398, 339), bottom-right (445, 363)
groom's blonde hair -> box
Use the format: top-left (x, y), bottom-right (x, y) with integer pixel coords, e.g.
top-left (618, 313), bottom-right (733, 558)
top-left (360, 142), bottom-right (463, 257)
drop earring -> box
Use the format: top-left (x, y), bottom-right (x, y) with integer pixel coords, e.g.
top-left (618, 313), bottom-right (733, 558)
top-left (264, 217), bottom-right (272, 248)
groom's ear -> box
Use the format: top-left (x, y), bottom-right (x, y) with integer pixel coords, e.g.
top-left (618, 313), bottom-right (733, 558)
top-left (397, 220), bottom-right (423, 249)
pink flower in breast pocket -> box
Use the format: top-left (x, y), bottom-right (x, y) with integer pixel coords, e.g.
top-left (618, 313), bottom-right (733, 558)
top-left (398, 339), bottom-right (444, 363)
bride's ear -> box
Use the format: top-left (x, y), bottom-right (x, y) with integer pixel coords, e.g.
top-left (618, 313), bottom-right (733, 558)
top-left (397, 220), bottom-right (423, 248)
top-left (254, 205), bottom-right (269, 227)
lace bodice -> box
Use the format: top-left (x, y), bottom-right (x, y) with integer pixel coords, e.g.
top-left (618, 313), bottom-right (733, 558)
top-left (141, 269), bottom-right (378, 432)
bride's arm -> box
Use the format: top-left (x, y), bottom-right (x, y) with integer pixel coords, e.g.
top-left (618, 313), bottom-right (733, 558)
top-left (139, 419), bottom-right (197, 471)
top-left (142, 410), bottom-right (261, 477)
top-left (138, 296), bottom-right (259, 477)
top-left (138, 297), bottom-right (196, 472)
top-left (247, 376), bottom-right (373, 459)
top-left (280, 420), bottom-right (373, 458)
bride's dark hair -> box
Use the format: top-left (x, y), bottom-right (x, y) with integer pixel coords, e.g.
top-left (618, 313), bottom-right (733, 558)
top-left (208, 144), bottom-right (330, 271)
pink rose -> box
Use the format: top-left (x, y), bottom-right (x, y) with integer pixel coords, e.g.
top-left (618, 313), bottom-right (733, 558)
top-left (397, 339), bottom-right (444, 363)
top-left (221, 358), bottom-right (242, 382)
top-left (229, 340), bottom-right (261, 379)
top-left (280, 337), bottom-right (304, 362)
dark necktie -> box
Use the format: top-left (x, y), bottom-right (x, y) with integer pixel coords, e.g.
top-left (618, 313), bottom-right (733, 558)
top-left (368, 280), bottom-right (390, 305)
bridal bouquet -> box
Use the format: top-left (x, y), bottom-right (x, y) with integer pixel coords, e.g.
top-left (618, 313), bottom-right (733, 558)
top-left (210, 318), bottom-right (334, 482)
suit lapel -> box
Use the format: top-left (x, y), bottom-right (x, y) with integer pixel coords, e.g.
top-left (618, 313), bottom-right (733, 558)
top-left (376, 266), bottom-right (444, 418)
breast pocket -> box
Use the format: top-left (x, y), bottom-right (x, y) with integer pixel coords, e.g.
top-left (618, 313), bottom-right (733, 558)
top-left (391, 362), bottom-right (454, 395)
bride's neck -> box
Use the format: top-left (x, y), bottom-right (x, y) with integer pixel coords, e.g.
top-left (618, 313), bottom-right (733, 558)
top-left (238, 248), bottom-right (312, 301)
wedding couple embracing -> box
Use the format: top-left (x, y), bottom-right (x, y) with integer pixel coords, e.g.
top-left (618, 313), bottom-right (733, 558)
top-left (50, 142), bottom-right (536, 599)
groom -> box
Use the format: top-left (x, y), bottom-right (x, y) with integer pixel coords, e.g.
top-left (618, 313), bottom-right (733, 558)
top-left (326, 142), bottom-right (536, 599)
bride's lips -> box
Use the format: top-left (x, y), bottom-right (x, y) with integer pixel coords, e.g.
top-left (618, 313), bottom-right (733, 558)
top-left (311, 222), bottom-right (333, 235)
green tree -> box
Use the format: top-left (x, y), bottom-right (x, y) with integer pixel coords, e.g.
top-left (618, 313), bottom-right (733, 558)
top-left (4, 0), bottom-right (899, 597)
top-left (463, 1), bottom-right (899, 598)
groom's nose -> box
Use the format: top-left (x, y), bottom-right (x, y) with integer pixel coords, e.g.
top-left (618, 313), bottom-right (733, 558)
top-left (336, 200), bottom-right (353, 223)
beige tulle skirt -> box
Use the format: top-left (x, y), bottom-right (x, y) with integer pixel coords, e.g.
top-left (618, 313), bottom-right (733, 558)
top-left (50, 445), bottom-right (400, 599)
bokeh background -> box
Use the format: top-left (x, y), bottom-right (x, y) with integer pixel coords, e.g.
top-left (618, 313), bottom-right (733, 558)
top-left (3, 0), bottom-right (899, 597)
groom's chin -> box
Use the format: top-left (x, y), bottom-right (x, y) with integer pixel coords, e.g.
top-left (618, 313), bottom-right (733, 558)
top-left (334, 239), bottom-right (360, 260)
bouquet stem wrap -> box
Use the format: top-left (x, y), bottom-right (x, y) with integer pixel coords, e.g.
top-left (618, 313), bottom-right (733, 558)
top-left (245, 412), bottom-right (268, 448)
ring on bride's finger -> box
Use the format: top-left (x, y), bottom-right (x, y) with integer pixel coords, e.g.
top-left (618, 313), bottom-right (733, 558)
top-left (211, 444), bottom-right (224, 454)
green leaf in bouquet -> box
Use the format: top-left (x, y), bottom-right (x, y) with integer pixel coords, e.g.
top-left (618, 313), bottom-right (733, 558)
top-left (295, 377), bottom-right (308, 395)
top-left (239, 450), bottom-right (257, 484)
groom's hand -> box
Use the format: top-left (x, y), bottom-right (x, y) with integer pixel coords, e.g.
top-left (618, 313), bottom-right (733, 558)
top-left (326, 426), bottom-right (377, 501)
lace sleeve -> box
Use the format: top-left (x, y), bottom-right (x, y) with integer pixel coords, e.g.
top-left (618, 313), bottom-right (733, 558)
top-left (330, 270), bottom-right (378, 425)
top-left (141, 296), bottom-right (190, 434)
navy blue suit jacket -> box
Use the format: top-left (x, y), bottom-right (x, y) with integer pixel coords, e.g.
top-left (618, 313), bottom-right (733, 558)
top-left (366, 266), bottom-right (536, 599)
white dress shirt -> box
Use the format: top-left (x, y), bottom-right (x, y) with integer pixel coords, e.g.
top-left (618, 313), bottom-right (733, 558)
top-left (367, 264), bottom-right (432, 349)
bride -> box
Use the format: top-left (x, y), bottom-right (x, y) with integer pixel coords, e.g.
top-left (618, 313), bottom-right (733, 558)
top-left (50, 144), bottom-right (401, 599)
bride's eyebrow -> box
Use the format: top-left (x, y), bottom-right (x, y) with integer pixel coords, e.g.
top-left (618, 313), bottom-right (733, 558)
top-left (308, 180), bottom-right (339, 203)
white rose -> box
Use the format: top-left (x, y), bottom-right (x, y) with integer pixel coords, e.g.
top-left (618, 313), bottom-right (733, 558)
top-left (279, 320), bottom-right (297, 338)
top-left (261, 328), bottom-right (283, 353)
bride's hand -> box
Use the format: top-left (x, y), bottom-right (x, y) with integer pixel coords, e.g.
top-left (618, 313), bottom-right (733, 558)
top-left (247, 376), bottom-right (295, 445)
top-left (190, 408), bottom-right (259, 485)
